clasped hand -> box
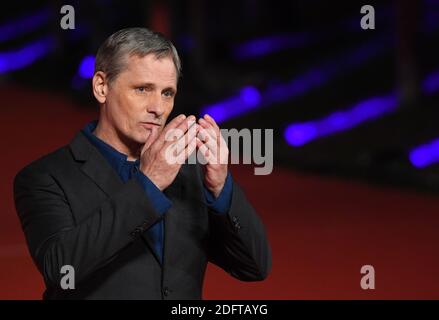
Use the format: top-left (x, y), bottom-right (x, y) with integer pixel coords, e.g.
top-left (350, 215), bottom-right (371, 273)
top-left (139, 114), bottom-right (228, 198)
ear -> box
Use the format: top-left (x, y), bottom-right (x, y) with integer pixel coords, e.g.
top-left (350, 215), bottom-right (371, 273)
top-left (92, 71), bottom-right (108, 104)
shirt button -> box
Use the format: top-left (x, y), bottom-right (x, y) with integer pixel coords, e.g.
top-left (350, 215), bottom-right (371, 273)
top-left (163, 287), bottom-right (170, 297)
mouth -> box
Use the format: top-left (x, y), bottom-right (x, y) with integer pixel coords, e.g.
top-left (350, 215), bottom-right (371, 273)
top-left (140, 122), bottom-right (161, 130)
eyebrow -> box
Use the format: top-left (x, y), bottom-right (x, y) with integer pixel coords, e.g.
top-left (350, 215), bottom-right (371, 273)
top-left (134, 82), bottom-right (177, 93)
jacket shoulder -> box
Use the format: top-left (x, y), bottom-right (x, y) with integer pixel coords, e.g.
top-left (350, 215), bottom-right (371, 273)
top-left (14, 145), bottom-right (73, 185)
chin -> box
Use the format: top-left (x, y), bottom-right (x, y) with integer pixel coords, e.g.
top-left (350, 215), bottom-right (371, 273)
top-left (133, 131), bottom-right (149, 145)
top-left (136, 128), bottom-right (155, 144)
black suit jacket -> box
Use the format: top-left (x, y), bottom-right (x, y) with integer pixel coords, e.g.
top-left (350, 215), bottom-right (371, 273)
top-left (13, 130), bottom-right (271, 299)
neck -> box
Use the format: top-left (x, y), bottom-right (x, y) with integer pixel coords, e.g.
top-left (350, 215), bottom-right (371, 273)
top-left (94, 120), bottom-right (141, 161)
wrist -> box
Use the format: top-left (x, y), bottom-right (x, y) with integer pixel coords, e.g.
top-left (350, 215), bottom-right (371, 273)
top-left (138, 168), bottom-right (165, 191)
top-left (210, 183), bottom-right (225, 199)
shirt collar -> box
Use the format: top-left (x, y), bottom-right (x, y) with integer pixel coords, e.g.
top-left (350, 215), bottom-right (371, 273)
top-left (81, 120), bottom-right (140, 171)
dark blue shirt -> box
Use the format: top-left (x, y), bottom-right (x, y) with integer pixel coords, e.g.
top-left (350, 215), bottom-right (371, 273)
top-left (81, 120), bottom-right (233, 263)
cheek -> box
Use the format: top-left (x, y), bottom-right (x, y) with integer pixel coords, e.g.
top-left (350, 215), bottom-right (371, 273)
top-left (106, 93), bottom-right (136, 133)
top-left (115, 94), bottom-right (138, 120)
top-left (163, 101), bottom-right (174, 118)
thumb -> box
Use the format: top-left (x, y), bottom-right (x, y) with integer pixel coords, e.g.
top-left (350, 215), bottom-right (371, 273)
top-left (142, 128), bottom-right (160, 153)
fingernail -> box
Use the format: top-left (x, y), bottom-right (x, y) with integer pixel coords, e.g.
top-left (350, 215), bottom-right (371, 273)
top-left (180, 114), bottom-right (186, 119)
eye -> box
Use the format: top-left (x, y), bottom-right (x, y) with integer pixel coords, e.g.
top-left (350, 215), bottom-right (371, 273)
top-left (136, 87), bottom-right (146, 93)
top-left (163, 90), bottom-right (175, 98)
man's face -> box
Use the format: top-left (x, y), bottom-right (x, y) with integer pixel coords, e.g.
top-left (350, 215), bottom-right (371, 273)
top-left (102, 53), bottom-right (177, 146)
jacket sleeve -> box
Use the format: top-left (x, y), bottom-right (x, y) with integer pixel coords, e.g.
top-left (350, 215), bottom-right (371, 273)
top-left (13, 165), bottom-right (162, 289)
top-left (207, 180), bottom-right (272, 281)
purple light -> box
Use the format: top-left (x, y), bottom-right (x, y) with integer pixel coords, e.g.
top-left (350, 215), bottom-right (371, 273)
top-left (263, 67), bottom-right (328, 105)
top-left (0, 36), bottom-right (56, 74)
top-left (200, 86), bottom-right (261, 123)
top-left (78, 55), bottom-right (95, 79)
top-left (284, 123), bottom-right (317, 147)
top-left (409, 139), bottom-right (439, 168)
top-left (281, 68), bottom-right (439, 154)
top-left (284, 94), bottom-right (397, 147)
top-left (232, 2), bottom-right (436, 61)
top-left (423, 0), bottom-right (439, 32)
top-left (233, 32), bottom-right (312, 60)
top-left (231, 5), bottom-right (394, 61)
top-left (0, 8), bottom-right (51, 43)
top-left (240, 86), bottom-right (261, 107)
top-left (406, 68), bottom-right (439, 168)
top-left (202, 37), bottom-right (386, 124)
top-left (423, 70), bottom-right (439, 94)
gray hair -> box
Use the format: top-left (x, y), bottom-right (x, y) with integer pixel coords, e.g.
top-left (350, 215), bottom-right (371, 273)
top-left (94, 27), bottom-right (181, 83)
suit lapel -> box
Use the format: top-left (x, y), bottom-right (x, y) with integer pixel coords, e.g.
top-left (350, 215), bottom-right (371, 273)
top-left (70, 132), bottom-right (164, 264)
top-left (69, 131), bottom-right (185, 268)
top-left (70, 131), bottom-right (123, 197)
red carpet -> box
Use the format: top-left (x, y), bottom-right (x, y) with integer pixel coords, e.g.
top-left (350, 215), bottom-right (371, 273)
top-left (1, 85), bottom-right (439, 299)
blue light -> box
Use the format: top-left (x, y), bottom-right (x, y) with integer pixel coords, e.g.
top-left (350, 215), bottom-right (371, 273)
top-left (284, 123), bottom-right (317, 147)
top-left (200, 86), bottom-right (261, 123)
top-left (423, 70), bottom-right (439, 94)
top-left (0, 8), bottom-right (50, 43)
top-left (232, 2), bottom-right (437, 61)
top-left (240, 86), bottom-right (261, 107)
top-left (284, 94), bottom-right (398, 147)
top-left (407, 69), bottom-right (439, 168)
top-left (409, 139), bottom-right (439, 168)
top-left (202, 37), bottom-right (386, 124)
top-left (233, 32), bottom-right (312, 60)
top-left (281, 68), bottom-right (439, 161)
top-left (78, 55), bottom-right (95, 79)
top-left (0, 36), bottom-right (56, 74)
top-left (201, 104), bottom-right (227, 123)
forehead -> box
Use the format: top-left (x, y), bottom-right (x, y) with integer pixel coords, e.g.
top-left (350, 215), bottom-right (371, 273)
top-left (119, 53), bottom-right (177, 87)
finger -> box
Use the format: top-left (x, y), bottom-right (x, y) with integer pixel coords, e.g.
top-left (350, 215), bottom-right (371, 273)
top-left (200, 117), bottom-right (222, 149)
top-left (203, 116), bottom-right (228, 161)
top-left (198, 120), bottom-right (229, 164)
top-left (174, 121), bottom-right (198, 155)
top-left (202, 134), bottom-right (228, 165)
top-left (197, 127), bottom-right (218, 158)
top-left (168, 114), bottom-right (188, 129)
top-left (157, 114), bottom-right (187, 145)
top-left (198, 119), bottom-right (221, 160)
top-left (163, 115), bottom-right (196, 148)
top-left (217, 137), bottom-right (229, 165)
top-left (175, 133), bottom-right (198, 164)
top-left (198, 118), bottom-right (218, 141)
top-left (141, 126), bottom-right (160, 152)
top-left (196, 138), bottom-right (216, 164)
top-left (204, 114), bottom-right (220, 132)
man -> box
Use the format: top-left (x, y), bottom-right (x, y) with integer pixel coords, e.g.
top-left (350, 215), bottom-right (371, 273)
top-left (13, 28), bottom-right (271, 299)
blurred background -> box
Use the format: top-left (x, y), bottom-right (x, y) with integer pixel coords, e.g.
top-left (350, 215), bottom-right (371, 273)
top-left (1, 0), bottom-right (439, 299)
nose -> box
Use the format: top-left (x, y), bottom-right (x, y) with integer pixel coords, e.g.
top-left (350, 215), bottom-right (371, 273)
top-left (146, 92), bottom-right (165, 118)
